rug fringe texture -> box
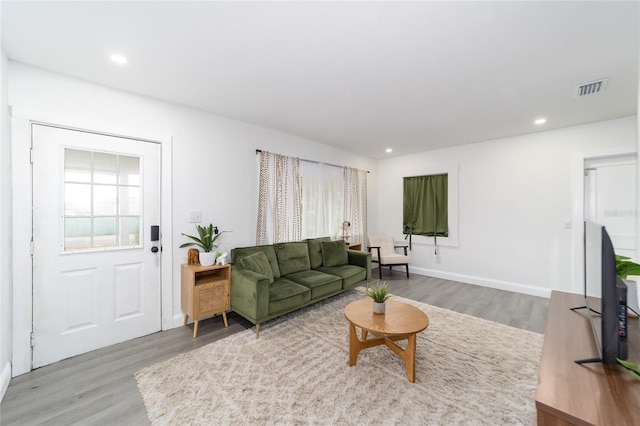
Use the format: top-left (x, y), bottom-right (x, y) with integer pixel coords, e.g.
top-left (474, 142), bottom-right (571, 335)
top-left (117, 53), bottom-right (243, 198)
top-left (135, 289), bottom-right (543, 425)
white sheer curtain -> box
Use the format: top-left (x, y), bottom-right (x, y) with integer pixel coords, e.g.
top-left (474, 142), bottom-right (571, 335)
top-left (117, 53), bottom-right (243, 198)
top-left (343, 166), bottom-right (368, 245)
top-left (256, 150), bottom-right (367, 244)
top-left (300, 162), bottom-right (343, 239)
top-left (256, 151), bottom-right (301, 245)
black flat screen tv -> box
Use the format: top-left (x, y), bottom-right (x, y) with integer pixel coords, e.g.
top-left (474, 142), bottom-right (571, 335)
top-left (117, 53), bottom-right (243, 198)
top-left (573, 221), bottom-right (628, 365)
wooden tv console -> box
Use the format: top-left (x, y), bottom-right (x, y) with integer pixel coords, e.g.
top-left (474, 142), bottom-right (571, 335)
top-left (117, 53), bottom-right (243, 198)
top-left (536, 291), bottom-right (640, 425)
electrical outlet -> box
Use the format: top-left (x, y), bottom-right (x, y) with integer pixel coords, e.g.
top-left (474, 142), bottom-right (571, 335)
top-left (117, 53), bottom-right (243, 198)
top-left (436, 255), bottom-right (441, 264)
top-left (189, 210), bottom-right (202, 223)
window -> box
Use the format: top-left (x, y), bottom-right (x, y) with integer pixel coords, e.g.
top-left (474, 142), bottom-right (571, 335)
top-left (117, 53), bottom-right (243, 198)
top-left (63, 148), bottom-right (141, 251)
top-left (403, 174), bottom-right (448, 243)
top-left (300, 162), bottom-right (343, 239)
top-left (256, 150), bottom-right (367, 245)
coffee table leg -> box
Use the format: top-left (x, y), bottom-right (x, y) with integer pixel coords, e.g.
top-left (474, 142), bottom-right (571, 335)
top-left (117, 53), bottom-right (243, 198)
top-left (404, 333), bottom-right (417, 382)
top-left (348, 322), bottom-right (361, 366)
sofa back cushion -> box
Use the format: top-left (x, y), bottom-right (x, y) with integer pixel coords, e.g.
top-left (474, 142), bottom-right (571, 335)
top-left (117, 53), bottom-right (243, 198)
top-left (306, 236), bottom-right (331, 269)
top-left (321, 240), bottom-right (349, 267)
top-left (240, 252), bottom-right (275, 284)
top-left (274, 242), bottom-right (311, 276)
top-left (232, 245), bottom-right (281, 279)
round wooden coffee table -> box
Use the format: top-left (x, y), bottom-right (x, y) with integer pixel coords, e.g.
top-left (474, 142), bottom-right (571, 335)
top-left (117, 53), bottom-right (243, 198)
top-left (344, 298), bottom-right (429, 383)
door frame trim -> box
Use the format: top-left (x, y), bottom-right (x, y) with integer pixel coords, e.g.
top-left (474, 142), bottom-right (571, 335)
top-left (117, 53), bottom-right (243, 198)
top-left (571, 148), bottom-right (636, 296)
top-left (10, 106), bottom-right (173, 376)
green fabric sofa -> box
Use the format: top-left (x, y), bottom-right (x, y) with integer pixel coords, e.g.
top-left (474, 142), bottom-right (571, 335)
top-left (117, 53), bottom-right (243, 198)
top-left (230, 237), bottom-right (371, 337)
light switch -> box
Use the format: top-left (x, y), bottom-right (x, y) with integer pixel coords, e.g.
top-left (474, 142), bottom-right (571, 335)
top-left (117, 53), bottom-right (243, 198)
top-left (189, 210), bottom-right (202, 223)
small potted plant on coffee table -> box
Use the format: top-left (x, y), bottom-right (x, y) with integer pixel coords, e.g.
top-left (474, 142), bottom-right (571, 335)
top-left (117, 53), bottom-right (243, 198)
top-left (366, 281), bottom-right (391, 314)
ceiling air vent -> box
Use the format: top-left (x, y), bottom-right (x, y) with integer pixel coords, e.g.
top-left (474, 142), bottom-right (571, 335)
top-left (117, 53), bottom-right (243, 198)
top-left (574, 78), bottom-right (608, 97)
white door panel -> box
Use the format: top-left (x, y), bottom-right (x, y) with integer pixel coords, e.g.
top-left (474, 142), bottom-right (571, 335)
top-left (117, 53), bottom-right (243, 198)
top-left (584, 155), bottom-right (638, 311)
top-left (32, 124), bottom-right (161, 368)
top-left (585, 158), bottom-right (636, 260)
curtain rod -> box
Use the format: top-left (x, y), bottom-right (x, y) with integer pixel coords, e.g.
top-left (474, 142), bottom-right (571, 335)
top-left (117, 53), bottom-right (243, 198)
top-left (255, 149), bottom-right (369, 173)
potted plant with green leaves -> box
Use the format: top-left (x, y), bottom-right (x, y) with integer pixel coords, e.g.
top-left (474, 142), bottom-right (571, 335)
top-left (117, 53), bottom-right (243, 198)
top-left (180, 224), bottom-right (226, 266)
top-left (365, 281), bottom-right (391, 314)
top-left (617, 358), bottom-right (640, 381)
top-left (617, 254), bottom-right (640, 319)
top-left (616, 255), bottom-right (640, 280)
top-left (615, 257), bottom-right (640, 379)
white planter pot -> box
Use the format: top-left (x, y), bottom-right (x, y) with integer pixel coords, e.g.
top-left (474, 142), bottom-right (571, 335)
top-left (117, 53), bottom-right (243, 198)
top-left (373, 301), bottom-right (386, 314)
top-left (199, 251), bottom-right (216, 266)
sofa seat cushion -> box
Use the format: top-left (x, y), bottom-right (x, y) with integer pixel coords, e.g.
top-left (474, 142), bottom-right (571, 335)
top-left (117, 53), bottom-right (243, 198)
top-left (269, 279), bottom-right (311, 315)
top-left (274, 242), bottom-right (311, 276)
top-left (306, 236), bottom-right (331, 269)
top-left (321, 240), bottom-right (349, 267)
top-left (286, 270), bottom-right (342, 299)
top-left (316, 265), bottom-right (366, 290)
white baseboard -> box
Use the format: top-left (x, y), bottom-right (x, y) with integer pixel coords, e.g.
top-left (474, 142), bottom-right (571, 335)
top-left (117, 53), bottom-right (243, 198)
top-left (409, 266), bottom-right (552, 299)
top-left (1, 361), bottom-right (11, 402)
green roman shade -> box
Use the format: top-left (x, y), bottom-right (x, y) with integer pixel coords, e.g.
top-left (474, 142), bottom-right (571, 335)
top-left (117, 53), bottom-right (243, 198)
top-left (403, 174), bottom-right (448, 248)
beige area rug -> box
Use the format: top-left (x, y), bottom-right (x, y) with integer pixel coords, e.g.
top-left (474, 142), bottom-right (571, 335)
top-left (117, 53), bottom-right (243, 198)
top-left (135, 290), bottom-right (543, 425)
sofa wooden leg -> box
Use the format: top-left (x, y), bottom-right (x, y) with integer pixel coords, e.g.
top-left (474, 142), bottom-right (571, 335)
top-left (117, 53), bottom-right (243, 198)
top-left (406, 264), bottom-right (409, 277)
top-left (255, 323), bottom-right (260, 339)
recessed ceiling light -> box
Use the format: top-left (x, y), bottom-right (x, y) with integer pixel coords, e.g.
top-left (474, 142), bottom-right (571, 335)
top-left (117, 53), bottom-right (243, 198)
top-left (110, 53), bottom-right (128, 65)
top-left (385, 148), bottom-right (393, 153)
top-left (534, 118), bottom-right (547, 125)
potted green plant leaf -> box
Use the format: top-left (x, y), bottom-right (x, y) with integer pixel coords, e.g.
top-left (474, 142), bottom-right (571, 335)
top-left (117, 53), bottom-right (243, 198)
top-left (616, 255), bottom-right (640, 280)
top-left (365, 281), bottom-right (391, 314)
top-left (180, 224), bottom-right (226, 266)
top-left (617, 254), bottom-right (640, 318)
top-left (617, 358), bottom-right (640, 381)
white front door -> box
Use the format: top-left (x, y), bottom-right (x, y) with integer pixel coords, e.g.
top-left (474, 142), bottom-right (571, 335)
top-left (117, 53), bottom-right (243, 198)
top-left (32, 124), bottom-right (162, 368)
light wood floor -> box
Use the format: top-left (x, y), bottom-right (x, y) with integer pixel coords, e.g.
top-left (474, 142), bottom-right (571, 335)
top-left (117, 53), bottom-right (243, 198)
top-left (1, 272), bottom-right (548, 425)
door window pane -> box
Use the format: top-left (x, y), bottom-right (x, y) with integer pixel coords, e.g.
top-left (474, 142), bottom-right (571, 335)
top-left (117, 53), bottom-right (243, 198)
top-left (93, 185), bottom-right (117, 216)
top-left (64, 183), bottom-right (91, 216)
top-left (119, 156), bottom-right (140, 185)
top-left (64, 218), bottom-right (92, 250)
top-left (93, 152), bottom-right (118, 184)
top-left (63, 148), bottom-right (142, 251)
top-left (120, 217), bottom-right (140, 246)
top-left (119, 187), bottom-right (140, 215)
top-left (93, 217), bottom-right (117, 248)
top-left (64, 149), bottom-right (92, 183)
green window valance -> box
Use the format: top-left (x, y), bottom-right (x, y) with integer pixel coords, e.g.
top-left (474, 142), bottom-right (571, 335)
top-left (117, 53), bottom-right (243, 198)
top-left (403, 174), bottom-right (448, 248)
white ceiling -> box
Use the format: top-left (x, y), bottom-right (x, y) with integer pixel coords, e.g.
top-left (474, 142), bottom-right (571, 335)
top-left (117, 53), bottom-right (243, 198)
top-left (2, 1), bottom-right (638, 159)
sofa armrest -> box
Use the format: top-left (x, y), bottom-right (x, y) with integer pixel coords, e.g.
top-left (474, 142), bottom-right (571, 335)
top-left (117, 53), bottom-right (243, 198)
top-left (230, 266), bottom-right (270, 324)
top-left (347, 250), bottom-right (372, 282)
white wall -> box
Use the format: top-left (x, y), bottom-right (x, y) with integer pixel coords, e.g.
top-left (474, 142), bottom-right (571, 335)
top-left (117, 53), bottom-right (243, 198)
top-left (0, 3), bottom-right (13, 399)
top-left (7, 62), bottom-right (378, 329)
top-left (376, 117), bottom-right (637, 297)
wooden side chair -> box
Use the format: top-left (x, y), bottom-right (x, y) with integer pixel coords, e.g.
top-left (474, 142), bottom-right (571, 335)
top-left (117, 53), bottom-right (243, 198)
top-left (367, 235), bottom-right (410, 279)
